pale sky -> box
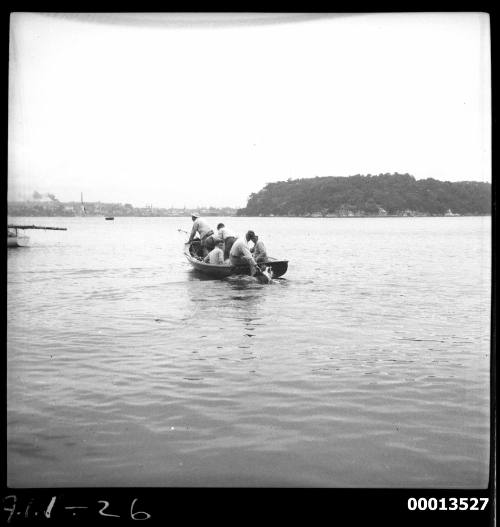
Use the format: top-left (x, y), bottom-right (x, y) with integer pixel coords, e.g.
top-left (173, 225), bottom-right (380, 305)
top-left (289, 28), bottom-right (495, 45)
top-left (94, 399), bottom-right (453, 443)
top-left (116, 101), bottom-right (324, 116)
top-left (8, 12), bottom-right (491, 208)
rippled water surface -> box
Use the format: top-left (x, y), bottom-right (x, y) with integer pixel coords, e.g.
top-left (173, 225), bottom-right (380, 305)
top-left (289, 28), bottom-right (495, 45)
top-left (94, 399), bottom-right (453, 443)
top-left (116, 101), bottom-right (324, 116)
top-left (7, 216), bottom-right (491, 487)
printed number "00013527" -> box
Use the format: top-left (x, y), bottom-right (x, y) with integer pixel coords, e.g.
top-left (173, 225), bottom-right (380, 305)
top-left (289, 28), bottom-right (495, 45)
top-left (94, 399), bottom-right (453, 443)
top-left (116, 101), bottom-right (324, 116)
top-left (408, 498), bottom-right (489, 511)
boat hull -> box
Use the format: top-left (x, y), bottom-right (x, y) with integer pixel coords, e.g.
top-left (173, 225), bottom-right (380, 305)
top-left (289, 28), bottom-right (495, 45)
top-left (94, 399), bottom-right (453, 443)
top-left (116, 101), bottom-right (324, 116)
top-left (184, 243), bottom-right (288, 279)
top-left (7, 236), bottom-right (29, 247)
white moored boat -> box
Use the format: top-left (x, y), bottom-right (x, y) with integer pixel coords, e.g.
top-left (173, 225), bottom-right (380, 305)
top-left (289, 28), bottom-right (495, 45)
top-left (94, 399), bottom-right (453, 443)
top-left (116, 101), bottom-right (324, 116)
top-left (7, 224), bottom-right (68, 248)
top-left (8, 227), bottom-right (30, 247)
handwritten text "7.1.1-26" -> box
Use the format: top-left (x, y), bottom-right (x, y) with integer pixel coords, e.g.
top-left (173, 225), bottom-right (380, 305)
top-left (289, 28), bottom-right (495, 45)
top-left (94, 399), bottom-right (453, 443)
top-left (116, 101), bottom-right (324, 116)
top-left (3, 495), bottom-right (151, 522)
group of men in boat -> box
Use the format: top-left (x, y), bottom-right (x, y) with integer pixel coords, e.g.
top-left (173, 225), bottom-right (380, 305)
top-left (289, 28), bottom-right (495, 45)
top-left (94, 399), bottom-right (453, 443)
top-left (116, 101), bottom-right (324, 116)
top-left (187, 213), bottom-right (267, 276)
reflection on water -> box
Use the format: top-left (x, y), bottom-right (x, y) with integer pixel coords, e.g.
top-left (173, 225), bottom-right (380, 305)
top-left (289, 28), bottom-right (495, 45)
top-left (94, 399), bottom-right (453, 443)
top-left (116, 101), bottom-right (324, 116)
top-left (7, 216), bottom-right (490, 487)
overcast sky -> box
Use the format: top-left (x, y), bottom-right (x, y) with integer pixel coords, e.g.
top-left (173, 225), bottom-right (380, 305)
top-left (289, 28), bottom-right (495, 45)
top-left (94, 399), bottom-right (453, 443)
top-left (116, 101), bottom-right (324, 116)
top-left (8, 12), bottom-right (491, 208)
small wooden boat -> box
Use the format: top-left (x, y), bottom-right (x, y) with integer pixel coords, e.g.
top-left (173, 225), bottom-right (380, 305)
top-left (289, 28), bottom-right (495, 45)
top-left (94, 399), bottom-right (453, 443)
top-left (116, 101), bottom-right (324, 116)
top-left (7, 224), bottom-right (67, 248)
top-left (184, 241), bottom-right (288, 279)
top-left (105, 217), bottom-right (114, 220)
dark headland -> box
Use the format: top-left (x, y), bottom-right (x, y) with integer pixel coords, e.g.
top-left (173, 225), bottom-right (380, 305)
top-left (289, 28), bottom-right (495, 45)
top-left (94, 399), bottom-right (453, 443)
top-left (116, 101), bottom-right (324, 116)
top-left (237, 173), bottom-right (491, 217)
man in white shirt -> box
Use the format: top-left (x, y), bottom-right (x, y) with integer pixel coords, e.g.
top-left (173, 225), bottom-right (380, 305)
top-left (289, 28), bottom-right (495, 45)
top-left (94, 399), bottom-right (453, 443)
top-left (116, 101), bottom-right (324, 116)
top-left (248, 232), bottom-right (268, 263)
top-left (217, 222), bottom-right (237, 260)
top-left (229, 232), bottom-right (258, 275)
top-left (188, 213), bottom-right (215, 256)
top-left (203, 239), bottom-right (225, 265)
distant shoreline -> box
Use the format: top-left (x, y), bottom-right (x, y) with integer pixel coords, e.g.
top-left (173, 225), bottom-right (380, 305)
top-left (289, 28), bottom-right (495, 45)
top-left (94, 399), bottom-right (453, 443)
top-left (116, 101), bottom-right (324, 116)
top-left (7, 213), bottom-right (491, 218)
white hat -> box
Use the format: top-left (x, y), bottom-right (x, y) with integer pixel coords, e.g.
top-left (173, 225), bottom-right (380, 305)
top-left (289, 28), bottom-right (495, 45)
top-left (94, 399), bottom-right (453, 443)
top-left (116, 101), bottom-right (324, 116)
top-left (191, 212), bottom-right (200, 218)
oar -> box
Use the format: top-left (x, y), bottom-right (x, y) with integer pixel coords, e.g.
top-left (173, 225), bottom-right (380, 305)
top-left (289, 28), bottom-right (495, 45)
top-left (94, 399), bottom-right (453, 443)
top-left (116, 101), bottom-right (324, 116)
top-left (254, 269), bottom-right (270, 284)
top-left (251, 260), bottom-right (271, 284)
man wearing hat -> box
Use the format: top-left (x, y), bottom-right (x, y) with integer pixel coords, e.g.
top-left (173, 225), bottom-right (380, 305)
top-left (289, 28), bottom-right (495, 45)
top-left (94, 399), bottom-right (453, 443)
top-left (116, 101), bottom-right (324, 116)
top-left (187, 213), bottom-right (216, 257)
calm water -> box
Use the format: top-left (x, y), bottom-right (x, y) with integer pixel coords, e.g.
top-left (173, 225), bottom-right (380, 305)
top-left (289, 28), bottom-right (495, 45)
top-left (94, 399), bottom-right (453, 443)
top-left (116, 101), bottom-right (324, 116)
top-left (7, 216), bottom-right (491, 487)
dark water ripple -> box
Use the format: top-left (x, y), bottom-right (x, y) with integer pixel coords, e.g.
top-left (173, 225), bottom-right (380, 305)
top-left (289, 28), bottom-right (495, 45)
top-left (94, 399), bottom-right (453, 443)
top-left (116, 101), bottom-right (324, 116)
top-left (7, 216), bottom-right (490, 487)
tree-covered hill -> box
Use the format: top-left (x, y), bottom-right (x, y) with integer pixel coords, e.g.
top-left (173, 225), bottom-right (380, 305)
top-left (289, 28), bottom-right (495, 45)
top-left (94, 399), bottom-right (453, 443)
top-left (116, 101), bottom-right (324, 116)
top-left (237, 173), bottom-right (491, 217)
